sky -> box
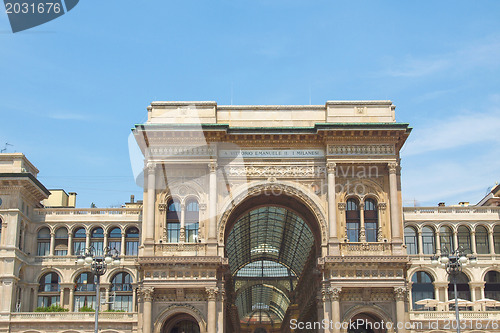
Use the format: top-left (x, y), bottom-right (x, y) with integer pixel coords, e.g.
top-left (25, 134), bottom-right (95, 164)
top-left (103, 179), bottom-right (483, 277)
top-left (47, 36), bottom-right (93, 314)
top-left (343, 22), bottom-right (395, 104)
top-left (1, 0), bottom-right (499, 208)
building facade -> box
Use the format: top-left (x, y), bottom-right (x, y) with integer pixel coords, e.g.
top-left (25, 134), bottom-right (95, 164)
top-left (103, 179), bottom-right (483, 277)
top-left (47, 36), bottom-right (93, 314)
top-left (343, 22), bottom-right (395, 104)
top-left (0, 101), bottom-right (498, 333)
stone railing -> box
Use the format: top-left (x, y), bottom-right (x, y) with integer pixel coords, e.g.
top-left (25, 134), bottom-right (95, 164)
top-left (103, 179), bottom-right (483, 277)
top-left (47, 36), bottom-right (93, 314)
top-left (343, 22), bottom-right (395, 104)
top-left (339, 242), bottom-right (392, 255)
top-left (9, 312), bottom-right (137, 321)
top-left (36, 208), bottom-right (142, 216)
top-left (154, 243), bottom-right (207, 255)
top-left (404, 206), bottom-right (500, 214)
top-left (410, 311), bottom-right (500, 320)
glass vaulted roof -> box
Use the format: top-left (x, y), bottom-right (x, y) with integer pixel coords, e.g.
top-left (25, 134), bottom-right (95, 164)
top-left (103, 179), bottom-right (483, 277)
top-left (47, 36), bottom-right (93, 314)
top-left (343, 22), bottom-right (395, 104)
top-left (226, 206), bottom-right (314, 324)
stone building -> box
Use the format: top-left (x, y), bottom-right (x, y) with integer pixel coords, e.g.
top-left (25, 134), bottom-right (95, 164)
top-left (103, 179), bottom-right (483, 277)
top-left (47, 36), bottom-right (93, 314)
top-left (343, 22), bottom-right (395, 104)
top-left (0, 101), bottom-right (498, 333)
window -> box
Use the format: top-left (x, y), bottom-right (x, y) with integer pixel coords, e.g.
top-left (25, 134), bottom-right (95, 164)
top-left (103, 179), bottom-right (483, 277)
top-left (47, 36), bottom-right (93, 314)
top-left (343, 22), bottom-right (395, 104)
top-left (125, 227), bottom-right (139, 256)
top-left (346, 199), bottom-right (360, 242)
top-left (37, 227), bottom-right (51, 256)
top-left (108, 227), bottom-right (122, 252)
top-left (74, 272), bottom-right (96, 311)
top-left (457, 226), bottom-right (471, 251)
top-left (37, 272), bottom-right (60, 308)
top-left (364, 199), bottom-right (378, 242)
top-left (485, 271), bottom-right (500, 302)
top-left (111, 272), bottom-right (133, 312)
top-left (186, 199), bottom-right (199, 243)
top-left (404, 227), bottom-right (418, 255)
top-left (167, 199), bottom-right (180, 243)
top-left (440, 226), bottom-right (454, 253)
top-left (54, 227), bottom-right (68, 256)
top-left (91, 227), bottom-right (104, 255)
top-left (476, 225), bottom-right (490, 254)
top-left (422, 226), bottom-right (435, 255)
top-left (73, 227), bottom-right (86, 256)
top-left (495, 226), bottom-right (500, 254)
top-left (448, 272), bottom-right (470, 302)
top-left (411, 271), bottom-right (434, 310)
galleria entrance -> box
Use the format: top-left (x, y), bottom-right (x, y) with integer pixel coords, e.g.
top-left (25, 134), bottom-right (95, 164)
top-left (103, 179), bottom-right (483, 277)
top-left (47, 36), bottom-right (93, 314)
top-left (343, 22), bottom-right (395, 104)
top-left (223, 193), bottom-right (322, 332)
top-left (161, 314), bottom-right (201, 333)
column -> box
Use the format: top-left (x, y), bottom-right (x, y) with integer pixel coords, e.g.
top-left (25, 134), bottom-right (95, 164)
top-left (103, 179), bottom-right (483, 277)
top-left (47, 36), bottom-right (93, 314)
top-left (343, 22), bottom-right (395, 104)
top-left (217, 289), bottom-right (225, 332)
top-left (417, 230), bottom-right (423, 255)
top-left (470, 231), bottom-right (477, 254)
top-left (104, 289), bottom-right (110, 311)
top-left (60, 288), bottom-right (64, 307)
top-left (69, 288), bottom-right (74, 311)
top-left (132, 288), bottom-right (137, 312)
top-left (103, 234), bottom-right (108, 251)
top-left (453, 230), bottom-right (458, 251)
top-left (67, 233), bottom-right (73, 256)
top-left (331, 288), bottom-right (341, 333)
top-left (208, 162), bottom-right (217, 241)
top-left (142, 287), bottom-right (154, 333)
top-left (489, 230), bottom-right (495, 255)
top-left (146, 162), bottom-right (156, 244)
top-left (179, 203), bottom-right (186, 242)
top-left (33, 288), bottom-right (38, 311)
top-left (436, 231), bottom-right (441, 255)
top-left (206, 287), bottom-right (218, 333)
top-left (50, 232), bottom-right (55, 256)
top-left (85, 231), bottom-right (90, 249)
top-left (121, 232), bottom-right (126, 256)
top-left (394, 287), bottom-right (406, 333)
top-left (359, 205), bottom-right (366, 242)
top-left (327, 162), bottom-right (338, 242)
top-left (377, 203), bottom-right (387, 241)
top-left (321, 288), bottom-right (332, 333)
top-left (388, 163), bottom-right (401, 241)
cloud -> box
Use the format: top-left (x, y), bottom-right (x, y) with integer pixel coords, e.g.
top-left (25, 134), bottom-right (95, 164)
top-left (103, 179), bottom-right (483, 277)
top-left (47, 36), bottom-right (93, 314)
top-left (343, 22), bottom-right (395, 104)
top-left (402, 110), bottom-right (500, 156)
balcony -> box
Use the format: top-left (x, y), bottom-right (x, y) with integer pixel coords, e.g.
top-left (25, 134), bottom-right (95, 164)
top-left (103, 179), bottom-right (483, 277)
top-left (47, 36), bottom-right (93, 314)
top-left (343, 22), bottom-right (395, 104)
top-left (404, 206), bottom-right (500, 221)
top-left (339, 242), bottom-right (392, 255)
top-left (34, 208), bottom-right (142, 223)
top-left (7, 312), bottom-right (138, 321)
top-left (410, 310), bottom-right (500, 320)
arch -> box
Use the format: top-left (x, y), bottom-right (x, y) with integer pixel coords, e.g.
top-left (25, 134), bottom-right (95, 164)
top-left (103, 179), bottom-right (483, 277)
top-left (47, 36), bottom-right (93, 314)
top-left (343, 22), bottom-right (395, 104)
top-left (484, 270), bottom-right (500, 301)
top-left (154, 305), bottom-right (207, 333)
top-left (439, 225), bottom-right (454, 253)
top-left (107, 266), bottom-right (137, 283)
top-left (448, 272), bottom-right (471, 301)
top-left (475, 225), bottom-right (490, 254)
top-left (342, 304), bottom-right (393, 326)
top-left (35, 268), bottom-right (63, 283)
top-left (346, 197), bottom-right (361, 242)
top-left (217, 181), bottom-right (327, 246)
top-left (364, 198), bottom-right (378, 242)
top-left (457, 225), bottom-right (471, 251)
top-left (185, 198), bottom-right (199, 243)
top-left (421, 226), bottom-right (436, 254)
top-left (125, 226), bottom-right (140, 255)
top-left (404, 226), bottom-right (418, 255)
top-left (411, 271), bottom-right (435, 310)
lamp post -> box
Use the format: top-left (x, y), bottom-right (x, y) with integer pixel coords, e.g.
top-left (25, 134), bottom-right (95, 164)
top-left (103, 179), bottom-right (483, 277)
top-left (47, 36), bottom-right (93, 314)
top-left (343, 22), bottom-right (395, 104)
top-left (431, 246), bottom-right (477, 333)
top-left (76, 246), bottom-right (121, 333)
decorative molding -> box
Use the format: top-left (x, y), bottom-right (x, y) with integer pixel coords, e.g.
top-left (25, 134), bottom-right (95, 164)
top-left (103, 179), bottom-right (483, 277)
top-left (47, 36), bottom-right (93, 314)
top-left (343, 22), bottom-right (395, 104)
top-left (326, 162), bottom-right (336, 174)
top-left (208, 161), bottom-right (218, 173)
top-left (227, 165), bottom-right (326, 178)
top-left (139, 286), bottom-right (155, 302)
top-left (393, 286), bottom-right (406, 301)
top-left (388, 162), bottom-right (398, 174)
top-left (327, 144), bottom-right (395, 156)
top-left (377, 202), bottom-right (387, 210)
top-left (330, 287), bottom-right (342, 301)
top-left (146, 162), bottom-right (156, 174)
top-left (149, 146), bottom-right (216, 157)
top-left (338, 202), bottom-right (346, 210)
top-left (206, 286), bottom-right (219, 301)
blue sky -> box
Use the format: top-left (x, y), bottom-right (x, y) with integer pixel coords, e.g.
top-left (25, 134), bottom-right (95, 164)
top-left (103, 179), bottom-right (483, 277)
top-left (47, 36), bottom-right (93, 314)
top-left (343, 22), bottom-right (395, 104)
top-left (1, 1), bottom-right (499, 207)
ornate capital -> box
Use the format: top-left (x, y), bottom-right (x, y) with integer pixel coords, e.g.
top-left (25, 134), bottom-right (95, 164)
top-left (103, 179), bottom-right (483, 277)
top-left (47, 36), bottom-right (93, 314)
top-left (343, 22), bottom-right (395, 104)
top-left (206, 287), bottom-right (219, 301)
top-left (140, 287), bottom-right (155, 302)
top-left (330, 287), bottom-right (341, 301)
top-left (208, 161), bottom-right (218, 173)
top-left (338, 202), bottom-right (346, 210)
top-left (388, 162), bottom-right (398, 174)
top-left (394, 286), bottom-right (406, 301)
top-left (326, 162), bottom-right (337, 174)
top-left (377, 202), bottom-right (387, 210)
top-left (146, 162), bottom-right (156, 174)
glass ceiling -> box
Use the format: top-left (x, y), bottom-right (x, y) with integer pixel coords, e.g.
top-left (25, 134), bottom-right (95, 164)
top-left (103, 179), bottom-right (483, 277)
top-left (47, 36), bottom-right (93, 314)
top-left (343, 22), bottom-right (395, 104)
top-left (226, 206), bottom-right (315, 324)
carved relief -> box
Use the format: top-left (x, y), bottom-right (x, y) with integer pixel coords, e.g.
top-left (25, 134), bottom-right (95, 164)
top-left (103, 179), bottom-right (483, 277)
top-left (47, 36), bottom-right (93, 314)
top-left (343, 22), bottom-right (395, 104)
top-left (206, 287), bottom-right (219, 301)
top-left (393, 286), bottom-right (406, 301)
top-left (227, 165), bottom-right (326, 178)
top-left (327, 144), bottom-right (395, 156)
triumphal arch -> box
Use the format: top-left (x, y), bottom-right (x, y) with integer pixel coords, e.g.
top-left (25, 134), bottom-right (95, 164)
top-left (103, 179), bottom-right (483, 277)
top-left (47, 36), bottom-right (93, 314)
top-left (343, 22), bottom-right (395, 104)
top-left (133, 101), bottom-right (411, 333)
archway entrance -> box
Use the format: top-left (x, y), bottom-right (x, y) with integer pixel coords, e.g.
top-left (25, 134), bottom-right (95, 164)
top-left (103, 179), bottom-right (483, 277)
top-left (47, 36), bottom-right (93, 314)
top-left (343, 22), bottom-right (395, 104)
top-left (161, 313), bottom-right (201, 333)
top-left (348, 313), bottom-right (387, 333)
top-left (223, 192), bottom-right (322, 332)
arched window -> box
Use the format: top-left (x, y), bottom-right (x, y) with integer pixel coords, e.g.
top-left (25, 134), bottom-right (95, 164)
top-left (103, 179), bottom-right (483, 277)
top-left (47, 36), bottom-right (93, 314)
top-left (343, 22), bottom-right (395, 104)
top-left (404, 227), bottom-right (418, 255)
top-left (495, 226), bottom-right (500, 254)
top-left (110, 272), bottom-right (133, 312)
top-left (364, 199), bottom-right (378, 242)
top-left (108, 227), bottom-right (122, 252)
top-left (422, 226), bottom-right (435, 255)
top-left (125, 227), bottom-right (139, 256)
top-left (448, 272), bottom-right (470, 301)
top-left (54, 227), bottom-right (68, 256)
top-left (457, 226), bottom-right (471, 251)
top-left (185, 199), bottom-right (199, 243)
top-left (167, 199), bottom-right (181, 243)
top-left (346, 198), bottom-right (360, 242)
top-left (411, 271), bottom-right (434, 310)
top-left (476, 225), bottom-right (490, 254)
top-left (73, 227), bottom-right (86, 256)
top-left (440, 226), bottom-right (454, 253)
top-left (485, 271), bottom-right (500, 302)
top-left (74, 272), bottom-right (96, 311)
top-left (91, 227), bottom-right (104, 255)
top-left (37, 272), bottom-right (60, 308)
top-left (37, 227), bottom-right (51, 256)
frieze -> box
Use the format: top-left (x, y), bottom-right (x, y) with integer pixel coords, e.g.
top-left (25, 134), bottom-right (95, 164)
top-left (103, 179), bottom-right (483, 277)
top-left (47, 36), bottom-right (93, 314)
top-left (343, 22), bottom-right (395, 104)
top-left (327, 144), bottom-right (395, 156)
top-left (227, 165), bottom-right (326, 178)
top-left (149, 146), bottom-right (216, 157)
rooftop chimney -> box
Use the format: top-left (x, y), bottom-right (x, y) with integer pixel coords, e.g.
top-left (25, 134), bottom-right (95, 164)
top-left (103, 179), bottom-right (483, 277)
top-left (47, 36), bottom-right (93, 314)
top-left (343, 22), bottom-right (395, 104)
top-left (68, 192), bottom-right (77, 207)
top-left (130, 194), bottom-right (135, 203)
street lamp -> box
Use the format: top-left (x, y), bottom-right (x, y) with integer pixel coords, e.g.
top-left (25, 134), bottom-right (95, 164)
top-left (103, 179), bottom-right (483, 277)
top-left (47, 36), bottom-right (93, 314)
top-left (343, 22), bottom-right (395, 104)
top-left (76, 246), bottom-right (121, 333)
top-left (431, 246), bottom-right (477, 333)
